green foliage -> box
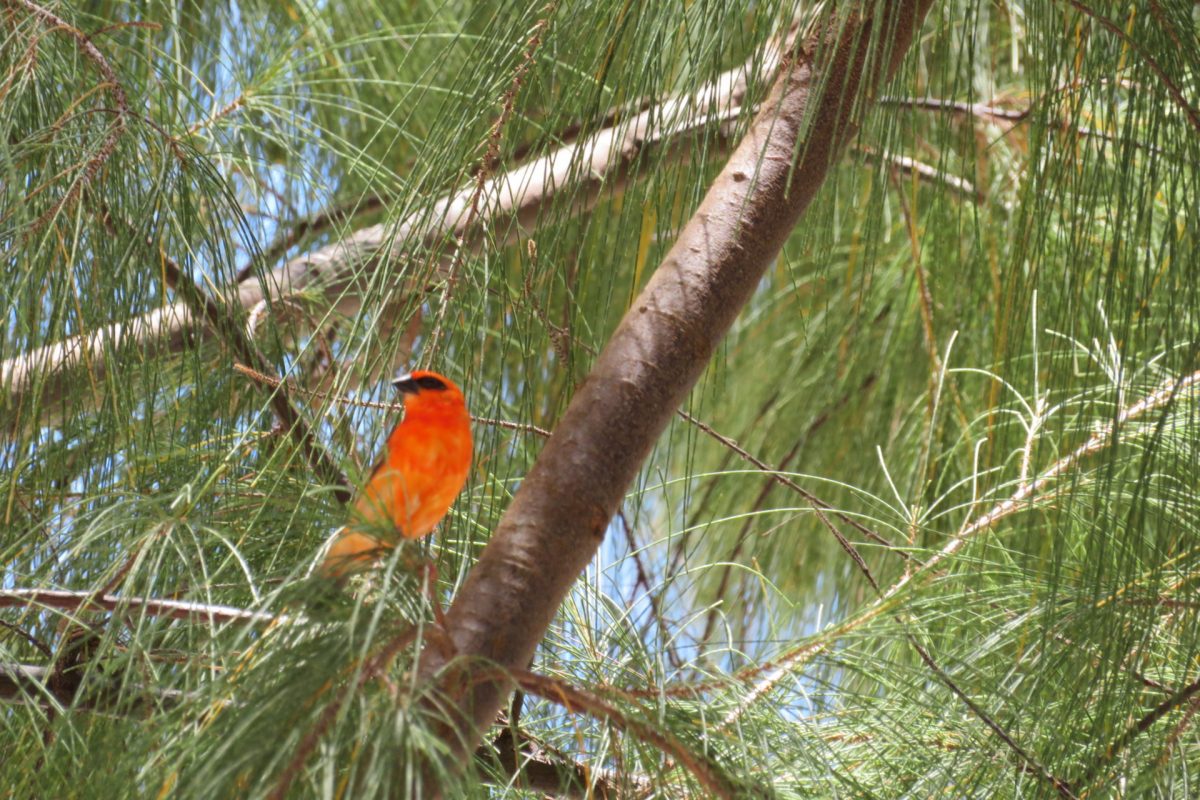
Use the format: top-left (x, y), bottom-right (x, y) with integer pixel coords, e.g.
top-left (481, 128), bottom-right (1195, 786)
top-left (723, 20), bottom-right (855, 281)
top-left (2, 0), bottom-right (1199, 797)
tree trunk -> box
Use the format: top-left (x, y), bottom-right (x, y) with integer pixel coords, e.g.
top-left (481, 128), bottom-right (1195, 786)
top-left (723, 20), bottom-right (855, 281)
top-left (418, 0), bottom-right (935, 766)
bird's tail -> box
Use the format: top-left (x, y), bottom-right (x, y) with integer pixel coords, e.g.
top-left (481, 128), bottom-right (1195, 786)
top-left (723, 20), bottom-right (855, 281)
top-left (319, 527), bottom-right (391, 579)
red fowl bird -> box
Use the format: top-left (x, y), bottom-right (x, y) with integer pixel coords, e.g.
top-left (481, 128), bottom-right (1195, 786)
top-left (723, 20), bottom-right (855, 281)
top-left (322, 370), bottom-right (473, 577)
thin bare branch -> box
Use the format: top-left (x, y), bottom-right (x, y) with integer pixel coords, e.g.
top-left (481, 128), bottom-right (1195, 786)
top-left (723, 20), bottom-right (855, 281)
top-left (150, 243), bottom-right (351, 502)
top-left (679, 409), bottom-right (905, 567)
top-left (905, 633), bottom-right (1077, 798)
top-left (879, 95), bottom-right (1030, 121)
top-left (697, 375), bottom-right (882, 647)
top-left (1084, 674), bottom-right (1200, 787)
top-left (0, 588), bottom-right (287, 625)
top-left (508, 669), bottom-right (740, 799)
top-left (879, 93), bottom-right (1168, 156)
top-left (7, 0), bottom-right (131, 230)
top-left (232, 362), bottom-right (550, 438)
top-left (0, 619), bottom-right (52, 659)
top-left (1056, 0), bottom-right (1200, 134)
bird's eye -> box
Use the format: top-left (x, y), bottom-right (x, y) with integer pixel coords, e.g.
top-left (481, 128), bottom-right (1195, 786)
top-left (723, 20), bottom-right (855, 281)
top-left (415, 375), bottom-right (448, 391)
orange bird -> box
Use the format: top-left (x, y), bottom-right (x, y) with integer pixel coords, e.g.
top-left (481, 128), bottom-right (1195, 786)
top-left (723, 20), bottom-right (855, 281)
top-left (322, 370), bottom-right (473, 577)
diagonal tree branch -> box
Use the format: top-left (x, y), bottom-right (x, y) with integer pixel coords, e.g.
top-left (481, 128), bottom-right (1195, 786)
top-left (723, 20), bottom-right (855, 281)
top-left (149, 241), bottom-right (352, 501)
top-left (416, 0), bottom-right (934, 766)
top-left (710, 365), bottom-right (1200, 754)
top-left (504, 668), bottom-right (738, 798)
top-left (1056, 0), bottom-right (1200, 135)
top-left (7, 0), bottom-right (132, 230)
top-left (1, 32), bottom-right (785, 438)
top-left (478, 719), bottom-right (650, 799)
top-left (1085, 674), bottom-right (1200, 786)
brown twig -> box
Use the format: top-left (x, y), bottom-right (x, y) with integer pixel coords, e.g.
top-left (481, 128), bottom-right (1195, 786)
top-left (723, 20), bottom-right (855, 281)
top-left (711, 588), bottom-right (1076, 795)
top-left (141, 243), bottom-right (352, 502)
top-left (8, 0), bottom-right (131, 231)
top-left (1056, 0), bottom-right (1200, 135)
top-left (232, 362), bottom-right (550, 438)
top-left (617, 509), bottom-right (683, 671)
top-left (1083, 675), bottom-right (1200, 788)
top-left (507, 668), bottom-right (742, 799)
top-left (682, 409), bottom-right (902, 556)
top-left (697, 376), bottom-right (881, 646)
top-left (1160, 695), bottom-right (1200, 764)
top-left (424, 4), bottom-right (558, 363)
top-left (674, 392), bottom-right (782, 561)
top-left (678, 409), bottom-right (901, 587)
top-left (0, 620), bottom-right (52, 659)
top-left (879, 95), bottom-right (1031, 121)
top-left (906, 633), bottom-right (1077, 798)
top-left (878, 93), bottom-right (1167, 157)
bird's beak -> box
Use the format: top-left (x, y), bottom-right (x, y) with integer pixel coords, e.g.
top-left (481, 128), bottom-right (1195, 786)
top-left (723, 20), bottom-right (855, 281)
top-left (391, 373), bottom-right (420, 395)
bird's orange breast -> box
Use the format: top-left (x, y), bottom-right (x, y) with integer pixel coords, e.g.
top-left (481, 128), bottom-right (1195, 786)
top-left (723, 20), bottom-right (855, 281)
top-left (352, 406), bottom-right (473, 541)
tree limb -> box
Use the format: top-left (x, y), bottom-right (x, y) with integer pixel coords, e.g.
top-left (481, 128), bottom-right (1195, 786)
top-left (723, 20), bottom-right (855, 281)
top-left (416, 0), bottom-right (934, 766)
top-left (477, 725), bottom-right (648, 799)
top-left (1, 30), bottom-right (781, 438)
top-left (149, 242), bottom-right (351, 501)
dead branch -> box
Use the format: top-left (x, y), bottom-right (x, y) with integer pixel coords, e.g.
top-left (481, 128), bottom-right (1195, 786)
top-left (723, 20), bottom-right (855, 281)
top-left (1, 29), bottom-right (779, 438)
top-left (858, 144), bottom-right (983, 202)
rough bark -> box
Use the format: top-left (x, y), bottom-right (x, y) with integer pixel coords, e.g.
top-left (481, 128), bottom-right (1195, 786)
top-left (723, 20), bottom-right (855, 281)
top-left (418, 0), bottom-right (935, 763)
